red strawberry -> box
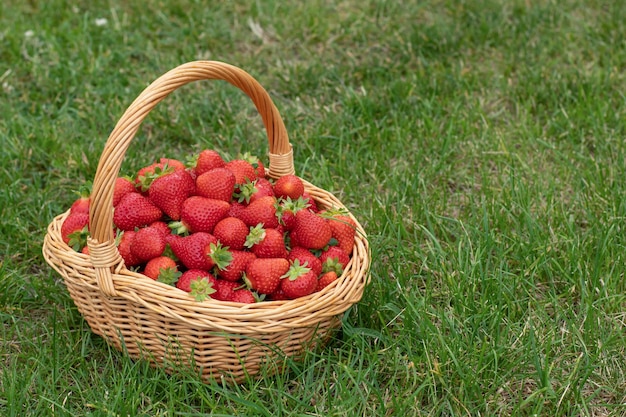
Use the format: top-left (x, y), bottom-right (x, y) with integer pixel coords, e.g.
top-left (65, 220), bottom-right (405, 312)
top-left (239, 152), bottom-right (266, 178)
top-left (148, 169), bottom-right (195, 220)
top-left (319, 246), bottom-right (350, 275)
top-left (316, 271), bottom-right (338, 292)
top-left (113, 176), bottom-right (138, 207)
top-left (228, 201), bottom-right (246, 219)
top-left (113, 193), bottom-right (163, 231)
top-left (213, 279), bottom-right (241, 301)
top-left (61, 212), bottom-right (90, 249)
top-left (168, 232), bottom-right (217, 270)
top-left (195, 168), bottom-right (236, 202)
top-left (273, 175), bottom-right (305, 200)
top-left (70, 184), bottom-right (91, 214)
top-left (238, 196), bottom-right (279, 229)
top-left (176, 269), bottom-right (217, 301)
top-left (217, 250), bottom-right (256, 282)
top-left (174, 196), bottom-right (230, 234)
top-left (288, 246), bottom-right (322, 277)
top-left (229, 288), bottom-right (256, 303)
top-left (213, 217), bottom-right (249, 251)
top-left (135, 162), bottom-right (175, 191)
top-left (268, 287), bottom-right (290, 301)
top-left (280, 259), bottom-right (317, 299)
top-left (225, 159), bottom-right (257, 184)
top-left (245, 225), bottom-right (288, 259)
top-left (302, 192), bottom-right (319, 212)
top-left (130, 226), bottom-right (167, 263)
top-left (159, 157), bottom-right (186, 172)
top-left (276, 197), bottom-right (309, 231)
top-left (245, 258), bottom-right (289, 295)
top-left (117, 230), bottom-right (141, 267)
top-left (195, 149), bottom-right (226, 176)
top-left (143, 256), bottom-right (180, 284)
top-left (324, 210), bottom-right (357, 254)
top-left (293, 209), bottom-right (332, 250)
top-left (149, 220), bottom-right (172, 239)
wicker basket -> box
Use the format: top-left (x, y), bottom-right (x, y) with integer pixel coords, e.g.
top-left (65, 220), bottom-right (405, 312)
top-left (42, 60), bottom-right (370, 382)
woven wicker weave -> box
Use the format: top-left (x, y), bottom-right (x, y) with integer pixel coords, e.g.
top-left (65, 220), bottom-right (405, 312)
top-left (42, 60), bottom-right (370, 382)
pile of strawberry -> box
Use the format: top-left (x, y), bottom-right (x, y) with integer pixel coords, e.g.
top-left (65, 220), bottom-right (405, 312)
top-left (60, 150), bottom-right (357, 303)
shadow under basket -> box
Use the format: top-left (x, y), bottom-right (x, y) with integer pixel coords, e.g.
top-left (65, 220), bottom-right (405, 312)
top-left (42, 60), bottom-right (371, 382)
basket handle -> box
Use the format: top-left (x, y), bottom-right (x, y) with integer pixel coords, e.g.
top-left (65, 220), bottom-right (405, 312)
top-left (87, 60), bottom-right (294, 296)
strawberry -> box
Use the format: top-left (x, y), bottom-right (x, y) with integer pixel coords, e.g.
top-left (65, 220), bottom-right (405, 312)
top-left (176, 269), bottom-right (217, 301)
top-left (302, 192), bottom-right (319, 212)
top-left (194, 149), bottom-right (226, 176)
top-left (268, 287), bottom-right (289, 301)
top-left (280, 259), bottom-right (317, 299)
top-left (117, 230), bottom-right (142, 267)
top-left (69, 183), bottom-right (91, 214)
top-left (143, 256), bottom-right (180, 284)
top-left (319, 246), bottom-right (350, 275)
top-left (238, 196), bottom-right (279, 229)
top-left (239, 152), bottom-right (266, 178)
top-left (216, 250), bottom-right (256, 282)
top-left (168, 231), bottom-right (217, 270)
top-left (316, 271), bottom-right (338, 292)
top-left (148, 169), bottom-right (195, 220)
top-left (273, 175), bottom-right (305, 200)
top-left (113, 176), bottom-right (138, 207)
top-left (229, 288), bottom-right (257, 303)
top-left (135, 162), bottom-right (175, 191)
top-left (288, 246), bottom-right (323, 277)
top-left (234, 178), bottom-right (275, 204)
top-left (130, 226), bottom-right (167, 263)
top-left (158, 157), bottom-right (186, 172)
top-left (228, 201), bottom-right (246, 219)
top-left (149, 220), bottom-right (172, 239)
top-left (61, 212), bottom-right (90, 249)
top-left (225, 159), bottom-right (257, 184)
top-left (293, 209), bottom-right (332, 250)
top-left (113, 193), bottom-right (163, 231)
top-left (245, 257), bottom-right (289, 295)
top-left (245, 225), bottom-right (288, 259)
top-left (173, 196), bottom-right (230, 234)
top-left (323, 210), bottom-right (357, 254)
top-left (213, 217), bottom-right (249, 251)
top-left (195, 168), bottom-right (236, 202)
top-left (213, 279), bottom-right (242, 301)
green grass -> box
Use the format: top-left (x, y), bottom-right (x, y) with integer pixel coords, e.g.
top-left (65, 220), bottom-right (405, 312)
top-left (2, 0), bottom-right (626, 415)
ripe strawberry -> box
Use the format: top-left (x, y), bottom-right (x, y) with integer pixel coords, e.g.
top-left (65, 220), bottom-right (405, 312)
top-left (245, 225), bottom-right (288, 259)
top-left (213, 279), bottom-right (242, 301)
top-left (149, 220), bottom-right (172, 239)
top-left (113, 176), bottom-right (138, 207)
top-left (293, 209), bottom-right (332, 250)
top-left (273, 175), bottom-right (305, 200)
top-left (280, 259), bottom-right (317, 299)
top-left (225, 159), bottom-right (257, 184)
top-left (61, 212), bottom-right (90, 249)
top-left (239, 152), bottom-right (266, 178)
top-left (229, 288), bottom-right (256, 303)
top-left (316, 271), bottom-right (338, 292)
top-left (113, 193), bottom-right (163, 231)
top-left (130, 226), bottom-right (167, 263)
top-left (245, 257), bottom-right (289, 295)
top-left (216, 250), bottom-right (256, 282)
top-left (69, 184), bottom-right (91, 214)
top-left (238, 196), bottom-right (279, 229)
top-left (173, 196), bottom-right (230, 234)
top-left (323, 210), bottom-right (357, 254)
top-left (319, 246), bottom-right (350, 275)
top-left (176, 269), bottom-right (217, 301)
top-left (194, 149), bottom-right (226, 176)
top-left (143, 256), bottom-right (180, 284)
top-left (117, 230), bottom-right (141, 267)
top-left (135, 161), bottom-right (175, 191)
top-left (228, 201), bottom-right (246, 219)
top-left (268, 287), bottom-right (289, 301)
top-left (195, 168), bottom-right (236, 202)
top-left (148, 169), bottom-right (195, 220)
top-left (158, 157), bottom-right (186, 172)
top-left (168, 232), bottom-right (217, 270)
top-left (302, 192), bottom-right (319, 212)
top-left (288, 246), bottom-right (322, 277)
top-left (213, 217), bottom-right (249, 251)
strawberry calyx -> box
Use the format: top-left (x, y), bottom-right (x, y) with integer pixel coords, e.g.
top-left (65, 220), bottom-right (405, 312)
top-left (189, 277), bottom-right (216, 302)
top-left (137, 163), bottom-right (175, 192)
top-left (168, 221), bottom-right (189, 236)
top-left (67, 226), bottom-right (90, 252)
top-left (233, 179), bottom-right (258, 203)
top-left (322, 257), bottom-right (344, 275)
top-left (207, 242), bottom-right (233, 271)
top-left (244, 224), bottom-right (266, 248)
top-left (281, 259), bottom-right (311, 281)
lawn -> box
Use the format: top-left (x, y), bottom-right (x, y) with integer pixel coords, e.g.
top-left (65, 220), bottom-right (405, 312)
top-left (2, 0), bottom-right (626, 415)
